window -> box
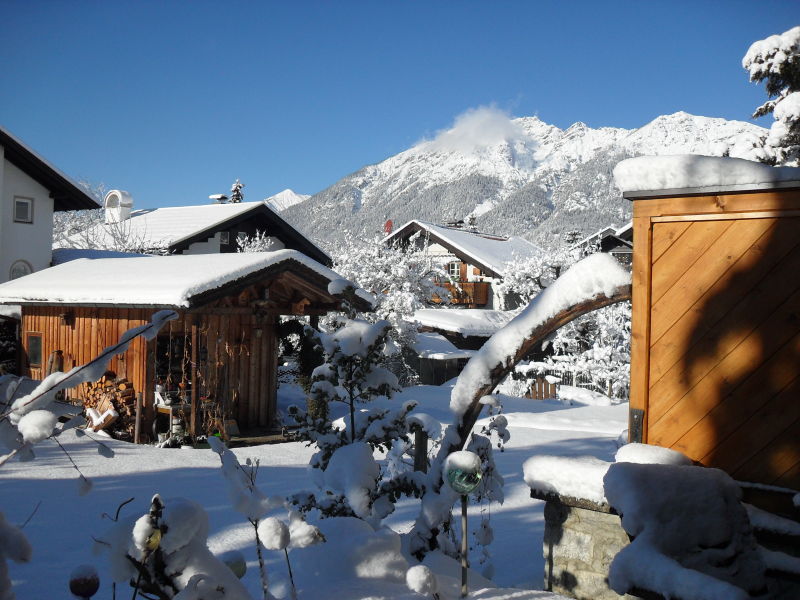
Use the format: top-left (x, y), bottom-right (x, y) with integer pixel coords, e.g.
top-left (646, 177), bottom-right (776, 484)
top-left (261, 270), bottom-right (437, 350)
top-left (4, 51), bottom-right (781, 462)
top-left (9, 260), bottom-right (32, 280)
top-left (13, 197), bottom-right (33, 223)
top-left (27, 333), bottom-right (42, 367)
top-left (448, 261), bottom-right (461, 279)
top-left (219, 232), bottom-right (230, 245)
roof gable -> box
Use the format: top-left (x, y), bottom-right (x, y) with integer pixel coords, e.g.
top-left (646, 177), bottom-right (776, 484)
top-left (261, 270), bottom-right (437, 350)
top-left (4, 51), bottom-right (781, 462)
top-left (0, 126), bottom-right (99, 211)
top-left (386, 220), bottom-right (541, 277)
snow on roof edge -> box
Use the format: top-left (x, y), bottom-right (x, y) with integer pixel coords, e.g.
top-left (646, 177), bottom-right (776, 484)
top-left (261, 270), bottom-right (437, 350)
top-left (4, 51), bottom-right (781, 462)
top-left (614, 155), bottom-right (800, 198)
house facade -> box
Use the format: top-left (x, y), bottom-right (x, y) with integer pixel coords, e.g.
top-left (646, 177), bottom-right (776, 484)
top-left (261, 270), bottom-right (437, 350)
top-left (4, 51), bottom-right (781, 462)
top-left (385, 220), bottom-right (541, 309)
top-left (58, 192), bottom-right (331, 266)
top-left (0, 127), bottom-right (99, 283)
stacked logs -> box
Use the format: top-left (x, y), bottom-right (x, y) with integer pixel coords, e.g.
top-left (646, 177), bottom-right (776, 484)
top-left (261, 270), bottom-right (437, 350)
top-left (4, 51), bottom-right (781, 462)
top-left (82, 372), bottom-right (137, 436)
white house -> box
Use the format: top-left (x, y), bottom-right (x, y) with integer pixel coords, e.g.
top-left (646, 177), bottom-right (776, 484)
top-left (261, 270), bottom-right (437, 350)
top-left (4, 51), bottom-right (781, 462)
top-left (385, 219), bottom-right (542, 309)
top-left (0, 127), bottom-right (99, 283)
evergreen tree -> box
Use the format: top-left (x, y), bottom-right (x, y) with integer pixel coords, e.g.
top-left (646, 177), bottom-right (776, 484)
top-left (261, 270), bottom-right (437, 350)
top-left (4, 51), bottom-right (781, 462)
top-left (743, 25), bottom-right (800, 165)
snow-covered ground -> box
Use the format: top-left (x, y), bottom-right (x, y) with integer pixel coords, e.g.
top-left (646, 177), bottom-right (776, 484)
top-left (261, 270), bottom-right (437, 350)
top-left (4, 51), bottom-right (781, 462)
top-left (0, 381), bottom-right (627, 599)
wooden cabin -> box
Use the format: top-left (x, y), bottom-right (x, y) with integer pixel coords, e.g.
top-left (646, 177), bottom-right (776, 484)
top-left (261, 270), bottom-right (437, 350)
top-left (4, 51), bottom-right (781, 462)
top-left (620, 155), bottom-right (800, 492)
top-left (0, 251), bottom-right (368, 441)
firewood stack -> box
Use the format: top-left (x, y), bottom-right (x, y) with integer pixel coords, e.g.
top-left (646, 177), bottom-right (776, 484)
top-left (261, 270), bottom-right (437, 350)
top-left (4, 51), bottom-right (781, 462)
top-left (82, 372), bottom-right (137, 437)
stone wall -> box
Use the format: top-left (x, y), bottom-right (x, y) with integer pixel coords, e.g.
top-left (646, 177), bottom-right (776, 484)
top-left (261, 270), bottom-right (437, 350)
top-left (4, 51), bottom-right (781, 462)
top-left (541, 495), bottom-right (636, 600)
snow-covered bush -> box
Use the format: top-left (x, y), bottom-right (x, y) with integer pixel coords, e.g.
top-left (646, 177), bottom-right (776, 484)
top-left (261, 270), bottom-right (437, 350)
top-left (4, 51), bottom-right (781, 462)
top-left (544, 300), bottom-right (631, 398)
top-left (328, 235), bottom-right (450, 344)
top-left (236, 230), bottom-right (280, 253)
top-left (743, 25), bottom-right (800, 166)
top-left (494, 244), bottom-right (576, 310)
top-left (96, 494), bottom-right (252, 600)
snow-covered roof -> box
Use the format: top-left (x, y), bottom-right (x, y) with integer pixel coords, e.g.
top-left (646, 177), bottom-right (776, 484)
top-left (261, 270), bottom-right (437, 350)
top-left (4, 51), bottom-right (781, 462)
top-left (412, 308), bottom-right (515, 337)
top-left (62, 202), bottom-right (261, 249)
top-left (0, 126), bottom-right (99, 211)
top-left (614, 155), bottom-right (800, 198)
top-left (410, 333), bottom-right (476, 360)
top-left (572, 222), bottom-right (633, 251)
top-left (59, 200), bottom-right (331, 265)
top-left (0, 251), bottom-right (350, 308)
top-left (386, 220), bottom-right (541, 278)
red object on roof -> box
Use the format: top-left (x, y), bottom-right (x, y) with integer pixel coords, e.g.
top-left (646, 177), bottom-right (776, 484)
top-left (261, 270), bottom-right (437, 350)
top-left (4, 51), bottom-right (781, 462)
top-left (384, 219), bottom-right (393, 235)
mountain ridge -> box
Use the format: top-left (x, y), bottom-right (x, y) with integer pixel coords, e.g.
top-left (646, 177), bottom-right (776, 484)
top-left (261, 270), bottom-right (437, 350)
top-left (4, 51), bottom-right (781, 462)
top-left (281, 110), bottom-right (767, 250)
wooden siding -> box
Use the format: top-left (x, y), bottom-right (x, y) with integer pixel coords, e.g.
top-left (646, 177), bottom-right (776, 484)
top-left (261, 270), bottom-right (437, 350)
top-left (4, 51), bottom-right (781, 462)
top-left (20, 305), bottom-right (278, 439)
top-left (630, 189), bottom-right (800, 490)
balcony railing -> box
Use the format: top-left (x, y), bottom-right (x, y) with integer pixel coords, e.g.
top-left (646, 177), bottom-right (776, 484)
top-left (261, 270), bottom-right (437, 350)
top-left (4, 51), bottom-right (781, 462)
top-left (433, 281), bottom-right (490, 306)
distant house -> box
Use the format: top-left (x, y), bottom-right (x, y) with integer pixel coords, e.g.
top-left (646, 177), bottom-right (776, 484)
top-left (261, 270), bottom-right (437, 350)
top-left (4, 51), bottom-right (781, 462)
top-left (0, 251), bottom-right (369, 438)
top-left (385, 220), bottom-right (541, 309)
top-left (58, 193), bottom-right (331, 266)
top-left (571, 222), bottom-right (633, 264)
top-left (0, 126), bottom-right (100, 283)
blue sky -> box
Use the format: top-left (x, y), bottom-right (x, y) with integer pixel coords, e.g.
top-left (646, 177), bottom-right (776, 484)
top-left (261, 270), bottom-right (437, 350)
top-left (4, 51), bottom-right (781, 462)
top-left (1, 1), bottom-right (796, 209)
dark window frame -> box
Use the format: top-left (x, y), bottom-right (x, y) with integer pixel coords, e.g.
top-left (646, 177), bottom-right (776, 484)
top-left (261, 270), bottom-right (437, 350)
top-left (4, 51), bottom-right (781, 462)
top-left (13, 196), bottom-right (33, 224)
top-left (26, 332), bottom-right (43, 367)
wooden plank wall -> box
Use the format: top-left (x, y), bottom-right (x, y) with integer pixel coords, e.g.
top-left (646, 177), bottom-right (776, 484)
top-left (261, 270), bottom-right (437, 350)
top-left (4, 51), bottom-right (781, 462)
top-left (20, 306), bottom-right (279, 434)
top-left (630, 190), bottom-right (800, 490)
top-left (21, 306), bottom-right (152, 404)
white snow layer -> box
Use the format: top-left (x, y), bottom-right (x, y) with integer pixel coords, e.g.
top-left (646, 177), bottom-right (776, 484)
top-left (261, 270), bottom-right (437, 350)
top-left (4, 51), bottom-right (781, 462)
top-left (613, 155), bottom-right (800, 194)
top-left (614, 442), bottom-right (692, 466)
top-left (603, 462), bottom-right (766, 600)
top-left (412, 309), bottom-right (514, 337)
top-left (405, 564), bottom-right (438, 596)
top-left (15, 410), bottom-right (57, 444)
top-left (450, 253), bottom-right (630, 418)
top-left (323, 443), bottom-right (380, 520)
top-left (742, 25), bottom-right (800, 79)
top-left (523, 455), bottom-right (610, 505)
top-left (258, 517), bottom-right (290, 551)
top-left (0, 251), bottom-right (353, 308)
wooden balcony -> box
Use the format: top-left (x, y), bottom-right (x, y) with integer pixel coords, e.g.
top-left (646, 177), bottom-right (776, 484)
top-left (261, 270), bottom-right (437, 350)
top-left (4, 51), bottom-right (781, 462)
top-left (433, 281), bottom-right (491, 307)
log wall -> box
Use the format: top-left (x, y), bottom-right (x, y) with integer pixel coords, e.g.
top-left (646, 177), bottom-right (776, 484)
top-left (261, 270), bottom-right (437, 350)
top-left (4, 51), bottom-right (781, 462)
top-left (630, 188), bottom-right (800, 490)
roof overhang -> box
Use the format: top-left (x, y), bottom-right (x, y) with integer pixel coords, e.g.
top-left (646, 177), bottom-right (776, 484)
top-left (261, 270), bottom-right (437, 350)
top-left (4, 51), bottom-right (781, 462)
top-left (623, 180), bottom-right (800, 201)
top-left (0, 127), bottom-right (100, 211)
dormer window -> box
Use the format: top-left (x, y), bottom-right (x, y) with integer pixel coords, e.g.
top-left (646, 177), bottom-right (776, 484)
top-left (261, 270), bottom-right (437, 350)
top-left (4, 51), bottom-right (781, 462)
top-left (13, 197), bottom-right (33, 223)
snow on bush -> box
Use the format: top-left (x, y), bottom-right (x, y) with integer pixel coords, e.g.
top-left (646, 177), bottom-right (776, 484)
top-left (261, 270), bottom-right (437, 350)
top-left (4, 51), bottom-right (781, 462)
top-left (97, 495), bottom-right (252, 600)
top-left (406, 564), bottom-right (439, 598)
top-left (0, 512), bottom-right (31, 600)
top-left (323, 442), bottom-right (381, 521)
top-left (258, 518), bottom-right (290, 551)
top-left (743, 25), bottom-right (800, 166)
top-left (450, 253), bottom-right (630, 419)
top-left (15, 410), bottom-right (57, 445)
top-left (604, 462), bottom-right (766, 599)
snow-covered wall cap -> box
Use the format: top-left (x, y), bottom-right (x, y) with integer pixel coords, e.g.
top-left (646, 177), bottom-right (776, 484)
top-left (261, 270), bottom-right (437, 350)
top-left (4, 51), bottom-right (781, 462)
top-left (614, 155), bottom-right (800, 199)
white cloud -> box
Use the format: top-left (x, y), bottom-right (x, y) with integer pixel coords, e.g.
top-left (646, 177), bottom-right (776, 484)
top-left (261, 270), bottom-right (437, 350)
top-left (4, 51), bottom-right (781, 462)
top-left (422, 105), bottom-right (534, 154)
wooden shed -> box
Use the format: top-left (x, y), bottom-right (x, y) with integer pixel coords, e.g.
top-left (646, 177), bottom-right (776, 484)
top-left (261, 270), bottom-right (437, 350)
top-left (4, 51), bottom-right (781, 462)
top-left (0, 251), bottom-right (366, 441)
top-left (619, 155), bottom-right (800, 491)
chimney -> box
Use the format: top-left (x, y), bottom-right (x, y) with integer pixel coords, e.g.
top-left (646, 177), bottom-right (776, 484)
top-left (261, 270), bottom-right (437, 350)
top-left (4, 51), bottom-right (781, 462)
top-left (104, 190), bottom-right (133, 224)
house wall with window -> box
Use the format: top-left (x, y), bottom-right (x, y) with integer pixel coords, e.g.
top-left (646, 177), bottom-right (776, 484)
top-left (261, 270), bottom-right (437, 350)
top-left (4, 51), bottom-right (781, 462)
top-left (0, 156), bottom-right (56, 282)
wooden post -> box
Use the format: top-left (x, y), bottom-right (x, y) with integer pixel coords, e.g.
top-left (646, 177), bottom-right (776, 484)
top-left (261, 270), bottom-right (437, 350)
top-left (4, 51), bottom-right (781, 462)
top-left (134, 392), bottom-right (142, 444)
top-left (413, 426), bottom-right (428, 473)
top-left (190, 316), bottom-right (199, 437)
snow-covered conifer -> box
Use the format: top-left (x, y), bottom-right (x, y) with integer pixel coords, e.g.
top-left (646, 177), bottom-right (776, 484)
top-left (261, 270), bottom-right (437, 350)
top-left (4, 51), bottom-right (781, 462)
top-left (743, 25), bottom-right (800, 165)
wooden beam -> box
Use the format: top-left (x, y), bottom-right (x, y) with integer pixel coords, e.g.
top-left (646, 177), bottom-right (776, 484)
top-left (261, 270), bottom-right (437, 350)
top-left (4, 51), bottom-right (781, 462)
top-left (189, 315), bottom-right (200, 437)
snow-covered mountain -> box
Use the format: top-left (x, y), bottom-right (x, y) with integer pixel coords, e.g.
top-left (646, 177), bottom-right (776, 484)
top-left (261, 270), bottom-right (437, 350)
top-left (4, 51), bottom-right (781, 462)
top-left (264, 188), bottom-right (310, 212)
top-left (282, 109), bottom-right (767, 250)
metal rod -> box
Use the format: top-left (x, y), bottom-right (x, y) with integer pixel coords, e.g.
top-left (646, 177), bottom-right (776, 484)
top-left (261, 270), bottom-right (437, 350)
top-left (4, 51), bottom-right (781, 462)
top-left (461, 494), bottom-right (468, 598)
